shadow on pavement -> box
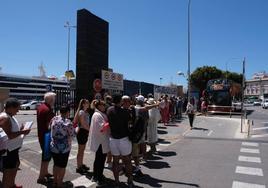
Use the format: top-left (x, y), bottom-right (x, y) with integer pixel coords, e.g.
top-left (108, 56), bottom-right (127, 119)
top-left (155, 151), bottom-right (176, 157)
top-left (157, 126), bottom-right (167, 129)
top-left (44, 180), bottom-right (74, 188)
top-left (246, 109), bottom-right (254, 115)
top-left (146, 155), bottom-right (163, 161)
top-left (134, 174), bottom-right (200, 188)
top-left (142, 160), bottom-right (171, 169)
top-left (157, 129), bottom-right (168, 134)
top-left (192, 127), bottom-right (209, 131)
top-left (157, 138), bottom-right (171, 145)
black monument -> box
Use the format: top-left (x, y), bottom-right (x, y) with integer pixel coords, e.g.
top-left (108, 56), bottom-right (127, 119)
top-left (76, 9), bottom-right (108, 104)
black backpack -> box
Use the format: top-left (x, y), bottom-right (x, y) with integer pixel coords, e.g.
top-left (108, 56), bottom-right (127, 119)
top-left (128, 106), bottom-right (145, 143)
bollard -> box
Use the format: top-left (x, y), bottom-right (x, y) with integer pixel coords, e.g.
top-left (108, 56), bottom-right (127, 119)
top-left (247, 119), bottom-right (251, 137)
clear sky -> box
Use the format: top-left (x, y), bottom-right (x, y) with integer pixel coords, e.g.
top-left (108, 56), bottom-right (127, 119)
top-left (0, 0), bottom-right (268, 86)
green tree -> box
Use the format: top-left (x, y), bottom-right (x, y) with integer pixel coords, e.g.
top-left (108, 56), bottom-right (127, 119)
top-left (190, 66), bottom-right (223, 93)
top-left (190, 66), bottom-right (243, 96)
top-left (223, 71), bottom-right (243, 84)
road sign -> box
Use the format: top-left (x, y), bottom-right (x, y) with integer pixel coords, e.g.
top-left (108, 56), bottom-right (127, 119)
top-left (93, 79), bottom-right (102, 93)
top-left (101, 70), bottom-right (123, 91)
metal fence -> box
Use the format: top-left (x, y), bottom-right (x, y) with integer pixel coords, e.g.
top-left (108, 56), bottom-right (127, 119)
top-left (54, 88), bottom-right (76, 120)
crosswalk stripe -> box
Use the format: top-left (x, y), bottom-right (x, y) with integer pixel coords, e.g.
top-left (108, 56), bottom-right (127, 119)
top-left (235, 166), bottom-right (263, 176)
top-left (232, 181), bottom-right (266, 188)
top-left (240, 148), bottom-right (260, 154)
top-left (251, 134), bottom-right (268, 138)
top-left (242, 142), bottom-right (259, 147)
top-left (252, 127), bottom-right (268, 131)
top-left (238, 156), bottom-right (261, 163)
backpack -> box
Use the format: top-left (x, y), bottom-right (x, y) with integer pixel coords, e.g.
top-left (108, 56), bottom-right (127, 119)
top-left (128, 106), bottom-right (145, 143)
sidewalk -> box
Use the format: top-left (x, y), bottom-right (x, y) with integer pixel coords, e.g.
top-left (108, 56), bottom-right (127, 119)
top-left (1, 114), bottom-right (245, 188)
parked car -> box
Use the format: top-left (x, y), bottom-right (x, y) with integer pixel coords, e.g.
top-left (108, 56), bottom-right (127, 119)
top-left (262, 99), bottom-right (268, 109)
top-left (20, 101), bottom-right (41, 110)
top-left (253, 99), bottom-right (262, 106)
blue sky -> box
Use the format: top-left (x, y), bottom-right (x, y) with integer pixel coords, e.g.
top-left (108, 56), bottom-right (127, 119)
top-left (0, 0), bottom-right (267, 86)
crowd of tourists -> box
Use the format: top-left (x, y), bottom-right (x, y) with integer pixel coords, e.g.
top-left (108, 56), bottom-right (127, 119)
top-left (0, 92), bottom-right (188, 188)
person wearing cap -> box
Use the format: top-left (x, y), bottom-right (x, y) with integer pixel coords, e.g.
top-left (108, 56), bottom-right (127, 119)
top-left (132, 95), bottom-right (159, 177)
top-left (146, 98), bottom-right (161, 153)
top-left (106, 95), bottom-right (134, 187)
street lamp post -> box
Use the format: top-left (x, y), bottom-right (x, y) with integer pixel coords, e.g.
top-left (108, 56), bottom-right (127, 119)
top-left (187, 0), bottom-right (191, 102)
top-left (64, 21), bottom-right (76, 72)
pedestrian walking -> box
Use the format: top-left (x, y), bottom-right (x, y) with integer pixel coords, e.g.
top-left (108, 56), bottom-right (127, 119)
top-left (0, 98), bottom-right (31, 188)
top-left (37, 92), bottom-right (56, 184)
top-left (73, 99), bottom-right (90, 174)
top-left (106, 95), bottom-right (134, 187)
top-left (50, 105), bottom-right (75, 188)
top-left (88, 100), bottom-right (110, 186)
top-left (186, 100), bottom-right (195, 129)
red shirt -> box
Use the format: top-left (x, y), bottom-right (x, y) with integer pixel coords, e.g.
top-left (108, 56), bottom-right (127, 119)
top-left (37, 103), bottom-right (54, 145)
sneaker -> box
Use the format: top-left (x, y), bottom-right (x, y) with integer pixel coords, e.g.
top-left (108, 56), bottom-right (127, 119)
top-left (127, 181), bottom-right (135, 188)
top-left (76, 166), bottom-right (87, 174)
top-left (105, 162), bottom-right (113, 169)
top-left (81, 164), bottom-right (90, 171)
top-left (37, 177), bottom-right (51, 184)
top-left (91, 176), bottom-right (98, 182)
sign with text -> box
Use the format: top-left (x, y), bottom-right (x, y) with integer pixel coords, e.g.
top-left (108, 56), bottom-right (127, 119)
top-left (102, 70), bottom-right (123, 91)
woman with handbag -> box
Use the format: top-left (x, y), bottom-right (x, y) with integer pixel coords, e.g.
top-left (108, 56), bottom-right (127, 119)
top-left (50, 105), bottom-right (75, 188)
top-left (88, 100), bottom-right (110, 186)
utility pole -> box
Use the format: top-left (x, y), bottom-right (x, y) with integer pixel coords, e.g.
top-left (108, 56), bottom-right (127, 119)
top-left (187, 0), bottom-right (191, 102)
top-left (241, 57), bottom-right (245, 133)
top-left (64, 21), bottom-right (76, 72)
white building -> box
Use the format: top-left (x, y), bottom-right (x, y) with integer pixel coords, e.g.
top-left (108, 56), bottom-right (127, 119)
top-left (245, 72), bottom-right (268, 99)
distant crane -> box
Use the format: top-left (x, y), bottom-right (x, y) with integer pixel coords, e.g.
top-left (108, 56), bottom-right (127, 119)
top-left (38, 62), bottom-right (46, 78)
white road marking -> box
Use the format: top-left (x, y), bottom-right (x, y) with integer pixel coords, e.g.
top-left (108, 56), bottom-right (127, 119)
top-left (238, 155), bottom-right (261, 163)
top-left (235, 166), bottom-right (263, 176)
top-left (23, 140), bottom-right (39, 145)
top-left (242, 142), bottom-right (259, 147)
top-left (251, 134), bottom-right (268, 138)
top-left (207, 130), bottom-right (213, 136)
top-left (240, 148), bottom-right (260, 154)
top-left (232, 181), bottom-right (266, 188)
top-left (71, 175), bottom-right (96, 188)
top-left (252, 127), bottom-right (268, 131)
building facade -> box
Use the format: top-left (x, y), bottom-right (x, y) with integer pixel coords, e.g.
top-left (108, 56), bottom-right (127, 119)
top-left (245, 78), bottom-right (268, 99)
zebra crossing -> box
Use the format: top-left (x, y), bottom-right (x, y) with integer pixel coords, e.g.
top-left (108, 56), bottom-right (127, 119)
top-left (232, 142), bottom-right (266, 188)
